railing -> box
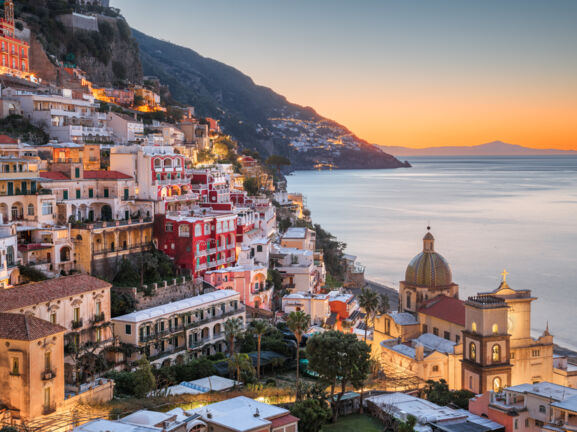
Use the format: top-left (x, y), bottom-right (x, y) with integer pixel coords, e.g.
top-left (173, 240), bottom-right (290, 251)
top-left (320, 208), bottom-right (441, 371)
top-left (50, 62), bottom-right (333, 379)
top-left (71, 217), bottom-right (153, 229)
top-left (197, 263), bottom-right (207, 270)
top-left (71, 319), bottom-right (83, 329)
top-left (149, 345), bottom-right (187, 362)
top-left (226, 256), bottom-right (236, 263)
top-left (138, 309), bottom-right (245, 343)
top-left (196, 249), bottom-right (207, 257)
top-left (283, 283), bottom-right (296, 289)
top-left (93, 242), bottom-right (151, 256)
top-left (41, 369), bottom-right (56, 381)
top-left (207, 247), bottom-right (217, 255)
top-left (92, 313), bottom-right (105, 323)
top-left (228, 244), bottom-right (236, 250)
top-left (216, 259), bottom-right (226, 266)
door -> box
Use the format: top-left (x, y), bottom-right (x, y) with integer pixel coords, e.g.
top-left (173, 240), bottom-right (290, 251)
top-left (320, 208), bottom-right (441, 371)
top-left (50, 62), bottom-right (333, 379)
top-left (7, 182), bottom-right (13, 196)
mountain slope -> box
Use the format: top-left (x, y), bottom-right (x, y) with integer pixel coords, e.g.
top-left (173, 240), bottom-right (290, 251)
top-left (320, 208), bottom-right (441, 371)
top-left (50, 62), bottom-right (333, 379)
top-left (380, 141), bottom-right (577, 157)
top-left (133, 29), bottom-right (409, 170)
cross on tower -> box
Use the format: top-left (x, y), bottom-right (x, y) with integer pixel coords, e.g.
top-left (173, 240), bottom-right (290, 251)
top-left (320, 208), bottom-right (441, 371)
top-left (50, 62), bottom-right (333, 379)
top-left (501, 269), bottom-right (508, 282)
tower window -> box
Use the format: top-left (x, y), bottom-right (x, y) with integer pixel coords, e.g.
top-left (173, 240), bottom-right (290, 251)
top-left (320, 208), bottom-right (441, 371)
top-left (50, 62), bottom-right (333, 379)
top-left (406, 293), bottom-right (412, 309)
top-left (492, 323), bottom-right (499, 334)
top-left (493, 377), bottom-right (502, 392)
top-left (492, 344), bottom-right (501, 362)
top-left (471, 322), bottom-right (477, 332)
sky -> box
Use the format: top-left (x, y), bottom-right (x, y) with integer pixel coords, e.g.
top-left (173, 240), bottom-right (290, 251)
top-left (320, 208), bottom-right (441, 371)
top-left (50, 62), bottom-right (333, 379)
top-left (113, 0), bottom-right (577, 150)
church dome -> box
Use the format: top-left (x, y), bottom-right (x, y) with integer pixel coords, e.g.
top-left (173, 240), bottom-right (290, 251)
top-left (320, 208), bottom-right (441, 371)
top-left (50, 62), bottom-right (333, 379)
top-left (404, 230), bottom-right (453, 288)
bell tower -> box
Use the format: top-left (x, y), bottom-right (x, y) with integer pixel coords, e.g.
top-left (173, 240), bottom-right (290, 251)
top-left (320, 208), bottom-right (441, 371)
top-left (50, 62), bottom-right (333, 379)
top-left (462, 295), bottom-right (512, 394)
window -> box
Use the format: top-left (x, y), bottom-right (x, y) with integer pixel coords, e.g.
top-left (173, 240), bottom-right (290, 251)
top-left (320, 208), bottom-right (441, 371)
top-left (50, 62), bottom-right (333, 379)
top-left (492, 323), bottom-right (499, 334)
top-left (44, 351), bottom-right (51, 371)
top-left (511, 352), bottom-right (515, 359)
top-left (73, 307), bottom-right (80, 322)
top-left (195, 224), bottom-right (202, 236)
top-left (6, 246), bottom-right (14, 266)
top-left (515, 419), bottom-right (518, 430)
top-left (257, 245), bottom-right (263, 252)
top-left (11, 357), bottom-right (19, 375)
top-left (76, 189), bottom-right (81, 199)
top-left (469, 375), bottom-right (473, 390)
top-left (204, 223), bottom-right (211, 235)
top-left (444, 331), bottom-right (450, 340)
top-left (165, 223), bottom-right (173, 232)
top-left (525, 419), bottom-right (529, 427)
top-left (96, 302), bottom-right (101, 315)
top-left (50, 313), bottom-right (56, 324)
top-left (432, 365), bottom-right (439, 372)
top-left (125, 324), bottom-right (132, 335)
top-left (493, 377), bottom-right (502, 392)
top-left (96, 328), bottom-right (101, 342)
top-left (27, 203), bottom-right (34, 216)
top-left (103, 188), bottom-right (109, 198)
top-left (471, 322), bottom-right (477, 332)
top-left (433, 327), bottom-right (439, 336)
top-left (179, 224), bottom-right (190, 237)
top-left (532, 350), bottom-right (541, 357)
top-left (539, 405), bottom-right (546, 413)
top-left (492, 344), bottom-right (501, 362)
top-left (456, 334), bottom-right (461, 344)
top-left (423, 324), bottom-right (428, 334)
top-left (469, 342), bottom-right (477, 361)
top-left (63, 190), bottom-right (68, 200)
top-left (75, 167), bottom-right (80, 178)
top-left (406, 292), bottom-right (411, 309)
top-left (385, 318), bottom-right (391, 335)
top-left (154, 159), bottom-right (161, 169)
top-left (42, 201), bottom-right (53, 215)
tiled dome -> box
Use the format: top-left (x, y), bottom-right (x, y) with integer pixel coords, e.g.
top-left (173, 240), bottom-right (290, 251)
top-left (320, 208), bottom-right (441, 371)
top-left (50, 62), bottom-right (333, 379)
top-left (404, 231), bottom-right (452, 288)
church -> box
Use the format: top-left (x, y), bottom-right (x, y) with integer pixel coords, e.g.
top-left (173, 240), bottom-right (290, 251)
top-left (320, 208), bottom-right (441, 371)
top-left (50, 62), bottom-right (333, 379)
top-left (373, 229), bottom-right (574, 391)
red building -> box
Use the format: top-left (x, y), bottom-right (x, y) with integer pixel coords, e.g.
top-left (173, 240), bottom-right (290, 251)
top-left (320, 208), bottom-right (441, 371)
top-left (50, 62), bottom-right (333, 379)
top-left (155, 211), bottom-right (238, 277)
top-left (0, 0), bottom-right (30, 78)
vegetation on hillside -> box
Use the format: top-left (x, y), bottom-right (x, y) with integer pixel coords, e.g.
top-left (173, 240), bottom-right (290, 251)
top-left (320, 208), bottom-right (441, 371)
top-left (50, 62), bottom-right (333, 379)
top-left (0, 115), bottom-right (49, 144)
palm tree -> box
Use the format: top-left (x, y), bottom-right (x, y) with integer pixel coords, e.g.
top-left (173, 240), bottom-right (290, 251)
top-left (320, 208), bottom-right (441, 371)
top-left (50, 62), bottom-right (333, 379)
top-left (287, 310), bottom-right (310, 391)
top-left (358, 287), bottom-right (379, 341)
top-left (252, 320), bottom-right (270, 379)
top-left (378, 293), bottom-right (390, 316)
top-left (227, 352), bottom-right (253, 383)
top-left (224, 317), bottom-right (243, 357)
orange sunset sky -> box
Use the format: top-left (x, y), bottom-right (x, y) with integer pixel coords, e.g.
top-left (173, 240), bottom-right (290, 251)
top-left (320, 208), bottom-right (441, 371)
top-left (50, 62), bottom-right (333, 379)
top-left (116, 0), bottom-right (577, 150)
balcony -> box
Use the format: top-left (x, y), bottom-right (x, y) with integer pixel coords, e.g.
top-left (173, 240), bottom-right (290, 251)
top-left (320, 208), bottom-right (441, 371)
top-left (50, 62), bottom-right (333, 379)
top-left (226, 256), bottom-right (236, 263)
top-left (207, 247), bottom-right (217, 255)
top-left (196, 249), bottom-right (207, 257)
top-left (43, 404), bottom-right (56, 415)
top-left (197, 263), bottom-right (207, 271)
top-left (41, 369), bottom-right (56, 381)
top-left (71, 319), bottom-right (83, 329)
top-left (216, 259), bottom-right (226, 266)
top-left (93, 242), bottom-right (151, 256)
top-left (227, 244), bottom-right (236, 250)
top-left (92, 313), bottom-right (105, 323)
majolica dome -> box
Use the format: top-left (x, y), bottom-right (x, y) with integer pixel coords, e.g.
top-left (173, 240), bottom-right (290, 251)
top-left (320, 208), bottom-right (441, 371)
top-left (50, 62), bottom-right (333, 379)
top-left (404, 230), bottom-right (452, 288)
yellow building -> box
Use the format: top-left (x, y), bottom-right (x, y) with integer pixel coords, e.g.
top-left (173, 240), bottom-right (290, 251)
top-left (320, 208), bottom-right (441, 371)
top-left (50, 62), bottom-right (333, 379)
top-left (0, 312), bottom-right (66, 421)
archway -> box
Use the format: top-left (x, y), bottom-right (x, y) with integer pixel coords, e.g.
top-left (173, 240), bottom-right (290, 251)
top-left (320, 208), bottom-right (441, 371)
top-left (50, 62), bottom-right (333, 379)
top-left (60, 246), bottom-right (71, 262)
top-left (101, 205), bottom-right (112, 221)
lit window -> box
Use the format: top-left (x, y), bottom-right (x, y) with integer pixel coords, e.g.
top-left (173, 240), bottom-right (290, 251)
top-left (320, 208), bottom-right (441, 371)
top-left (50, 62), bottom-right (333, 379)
top-left (492, 344), bottom-right (501, 362)
top-left (493, 377), bottom-right (502, 392)
top-left (11, 358), bottom-right (19, 375)
top-left (179, 225), bottom-right (190, 237)
top-left (469, 342), bottom-right (477, 361)
top-left (492, 323), bottom-right (499, 334)
top-left (471, 322), bottom-right (477, 332)
top-left (42, 201), bottom-right (53, 215)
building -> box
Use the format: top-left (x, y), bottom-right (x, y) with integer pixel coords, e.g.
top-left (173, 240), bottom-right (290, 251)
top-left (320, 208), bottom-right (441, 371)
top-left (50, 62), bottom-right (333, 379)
top-left (366, 392), bottom-right (503, 432)
top-left (400, 230), bottom-right (459, 313)
top-left (417, 295), bottom-right (465, 344)
top-left (189, 396), bottom-right (299, 432)
top-left (112, 290), bottom-right (245, 367)
top-left (0, 0), bottom-right (30, 80)
top-left (0, 224), bottom-right (18, 287)
top-left (469, 382), bottom-right (577, 432)
top-left (74, 408), bottom-right (207, 432)
top-left (108, 112), bottom-right (145, 144)
top-left (280, 227), bottom-right (316, 251)
top-left (271, 245), bottom-right (321, 294)
top-left (155, 211), bottom-right (237, 277)
top-left (204, 264), bottom-right (272, 310)
top-left (49, 142), bottom-right (101, 170)
top-left (282, 292), bottom-right (331, 326)
top-left (0, 313), bottom-right (66, 421)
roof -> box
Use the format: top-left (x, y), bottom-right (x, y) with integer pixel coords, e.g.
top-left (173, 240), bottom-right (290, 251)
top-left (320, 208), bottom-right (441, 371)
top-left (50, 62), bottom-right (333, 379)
top-left (0, 313), bottom-right (66, 340)
top-left (416, 333), bottom-right (456, 354)
top-left (112, 289), bottom-right (239, 323)
top-left (418, 295), bottom-right (465, 326)
top-left (283, 227), bottom-right (308, 239)
top-left (270, 414), bottom-right (300, 429)
top-left (0, 275), bottom-right (111, 312)
top-left (0, 134), bottom-right (18, 144)
top-left (40, 171), bottom-right (70, 180)
top-left (73, 419), bottom-right (159, 432)
top-left (551, 394), bottom-right (577, 413)
top-left (506, 382), bottom-right (577, 402)
top-left (390, 311), bottom-right (420, 326)
top-left (189, 396), bottom-right (290, 432)
top-left (83, 170), bottom-right (133, 180)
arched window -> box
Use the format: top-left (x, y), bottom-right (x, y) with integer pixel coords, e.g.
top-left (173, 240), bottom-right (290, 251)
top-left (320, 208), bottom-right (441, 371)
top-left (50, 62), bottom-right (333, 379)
top-left (27, 203), bottom-right (34, 216)
top-left (154, 158), bottom-right (161, 169)
top-left (164, 158), bottom-right (172, 168)
top-left (471, 322), bottom-right (477, 333)
top-left (60, 247), bottom-right (70, 262)
top-left (6, 246), bottom-right (14, 266)
top-left (194, 224), bottom-right (202, 236)
top-left (406, 292), bottom-right (412, 309)
top-left (492, 344), bottom-right (501, 362)
top-left (469, 342), bottom-right (477, 361)
top-left (493, 377), bottom-right (502, 393)
top-left (178, 224), bottom-right (190, 237)
top-left (492, 323), bottom-right (499, 334)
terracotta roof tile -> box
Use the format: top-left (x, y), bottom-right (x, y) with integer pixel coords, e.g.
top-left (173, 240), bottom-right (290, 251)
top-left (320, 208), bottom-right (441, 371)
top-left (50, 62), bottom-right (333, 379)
top-left (83, 170), bottom-right (132, 180)
top-left (270, 414), bottom-right (299, 428)
top-left (0, 135), bottom-right (18, 144)
top-left (417, 295), bottom-right (465, 326)
top-left (0, 313), bottom-right (66, 340)
top-left (40, 171), bottom-right (70, 180)
top-left (0, 275), bottom-right (111, 312)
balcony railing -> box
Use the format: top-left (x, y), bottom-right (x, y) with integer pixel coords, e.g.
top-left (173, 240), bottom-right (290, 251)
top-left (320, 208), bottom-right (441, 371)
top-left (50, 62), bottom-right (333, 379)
top-left (226, 256), bottom-right (236, 263)
top-left (93, 242), bottom-right (151, 256)
top-left (92, 313), bottom-right (105, 323)
top-left (71, 217), bottom-right (153, 230)
top-left (71, 319), bottom-right (83, 329)
top-left (227, 244), bottom-right (236, 250)
top-left (207, 247), bottom-right (217, 255)
top-left (196, 249), bottom-right (207, 257)
top-left (197, 263), bottom-right (207, 271)
top-left (216, 259), bottom-right (226, 266)
top-left (41, 369), bottom-right (56, 381)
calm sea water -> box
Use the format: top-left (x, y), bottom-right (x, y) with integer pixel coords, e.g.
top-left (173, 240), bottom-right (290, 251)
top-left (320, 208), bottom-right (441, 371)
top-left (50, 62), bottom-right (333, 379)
top-left (287, 156), bottom-right (577, 350)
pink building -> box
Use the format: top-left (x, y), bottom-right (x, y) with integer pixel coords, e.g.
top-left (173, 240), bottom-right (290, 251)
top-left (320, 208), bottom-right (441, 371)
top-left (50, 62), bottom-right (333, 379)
top-left (204, 265), bottom-right (272, 310)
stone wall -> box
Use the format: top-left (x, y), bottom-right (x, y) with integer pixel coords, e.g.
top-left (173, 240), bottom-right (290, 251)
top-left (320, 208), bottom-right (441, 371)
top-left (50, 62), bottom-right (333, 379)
top-left (114, 277), bottom-right (206, 311)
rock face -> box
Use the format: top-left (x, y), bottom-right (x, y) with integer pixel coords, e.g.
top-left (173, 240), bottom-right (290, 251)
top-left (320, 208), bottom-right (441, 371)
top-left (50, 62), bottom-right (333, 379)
top-left (29, 36), bottom-right (58, 83)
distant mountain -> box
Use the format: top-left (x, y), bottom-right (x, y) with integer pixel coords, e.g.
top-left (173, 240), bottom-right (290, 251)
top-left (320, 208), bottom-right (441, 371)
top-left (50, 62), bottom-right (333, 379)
top-left (132, 30), bottom-right (409, 170)
top-left (380, 141), bottom-right (577, 157)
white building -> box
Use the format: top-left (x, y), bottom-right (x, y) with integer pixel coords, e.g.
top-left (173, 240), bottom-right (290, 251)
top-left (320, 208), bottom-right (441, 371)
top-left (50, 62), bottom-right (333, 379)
top-left (0, 224), bottom-right (18, 288)
top-left (107, 112), bottom-right (145, 144)
top-left (282, 292), bottom-right (330, 326)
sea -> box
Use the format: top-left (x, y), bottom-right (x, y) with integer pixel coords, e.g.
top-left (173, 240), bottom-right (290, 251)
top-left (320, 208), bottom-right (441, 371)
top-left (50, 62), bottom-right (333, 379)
top-left (287, 156), bottom-right (577, 351)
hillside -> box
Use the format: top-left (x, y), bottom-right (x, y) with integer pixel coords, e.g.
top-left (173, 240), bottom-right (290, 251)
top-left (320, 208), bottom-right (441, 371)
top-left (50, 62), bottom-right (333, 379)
top-left (380, 141), bottom-right (577, 157)
top-left (133, 30), bottom-right (409, 170)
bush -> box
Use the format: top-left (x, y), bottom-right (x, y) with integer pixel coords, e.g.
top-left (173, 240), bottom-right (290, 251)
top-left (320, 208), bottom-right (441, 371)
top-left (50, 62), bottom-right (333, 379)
top-left (18, 265), bottom-right (48, 282)
top-left (290, 399), bottom-right (331, 432)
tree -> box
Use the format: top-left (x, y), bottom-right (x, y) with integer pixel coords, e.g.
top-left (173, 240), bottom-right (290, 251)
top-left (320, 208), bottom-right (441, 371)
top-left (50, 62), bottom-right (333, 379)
top-left (423, 379), bottom-right (475, 409)
top-left (227, 352), bottom-right (253, 383)
top-left (358, 287), bottom-right (379, 341)
top-left (243, 177), bottom-right (259, 196)
top-left (290, 399), bottom-right (331, 432)
top-left (306, 330), bottom-right (371, 422)
top-left (378, 293), bottom-right (390, 315)
top-left (398, 414), bottom-right (417, 432)
top-left (265, 154), bottom-right (291, 175)
top-left (287, 311), bottom-right (310, 397)
top-left (224, 317), bottom-right (243, 356)
top-left (252, 320), bottom-right (270, 379)
top-left (133, 356), bottom-right (156, 398)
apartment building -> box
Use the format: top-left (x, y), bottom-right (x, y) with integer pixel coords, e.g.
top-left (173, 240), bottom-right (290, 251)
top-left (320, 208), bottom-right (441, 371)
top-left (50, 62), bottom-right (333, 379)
top-left (0, 224), bottom-right (18, 287)
top-left (204, 265), bottom-right (271, 310)
top-left (112, 289), bottom-right (245, 367)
